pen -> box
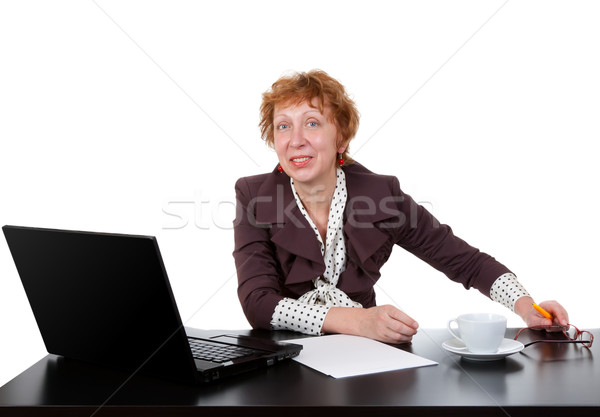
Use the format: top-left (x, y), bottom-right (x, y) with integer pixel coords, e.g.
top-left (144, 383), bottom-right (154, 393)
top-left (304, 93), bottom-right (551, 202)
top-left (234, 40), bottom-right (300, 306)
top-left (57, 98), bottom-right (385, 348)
top-left (532, 303), bottom-right (553, 319)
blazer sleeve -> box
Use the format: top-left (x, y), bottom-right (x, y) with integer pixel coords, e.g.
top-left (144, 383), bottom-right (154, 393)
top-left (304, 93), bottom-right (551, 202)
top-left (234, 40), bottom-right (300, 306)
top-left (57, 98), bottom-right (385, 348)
top-left (232, 177), bottom-right (284, 329)
top-left (390, 177), bottom-right (511, 297)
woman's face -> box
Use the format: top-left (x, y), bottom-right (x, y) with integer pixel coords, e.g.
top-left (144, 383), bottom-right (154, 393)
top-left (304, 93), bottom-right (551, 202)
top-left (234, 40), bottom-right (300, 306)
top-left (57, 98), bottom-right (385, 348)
top-left (273, 98), bottom-right (345, 188)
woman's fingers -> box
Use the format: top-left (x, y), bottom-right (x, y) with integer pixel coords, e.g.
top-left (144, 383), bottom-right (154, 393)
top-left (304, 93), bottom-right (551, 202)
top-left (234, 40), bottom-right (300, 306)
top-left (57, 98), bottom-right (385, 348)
top-left (367, 305), bottom-right (418, 344)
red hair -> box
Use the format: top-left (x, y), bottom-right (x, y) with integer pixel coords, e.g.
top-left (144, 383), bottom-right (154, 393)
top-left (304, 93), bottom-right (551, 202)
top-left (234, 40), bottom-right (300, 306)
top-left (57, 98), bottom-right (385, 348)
top-left (259, 70), bottom-right (360, 164)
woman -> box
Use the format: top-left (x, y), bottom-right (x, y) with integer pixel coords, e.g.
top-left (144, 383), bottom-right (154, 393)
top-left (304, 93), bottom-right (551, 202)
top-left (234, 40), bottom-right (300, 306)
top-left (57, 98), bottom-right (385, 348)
top-left (233, 69), bottom-right (568, 344)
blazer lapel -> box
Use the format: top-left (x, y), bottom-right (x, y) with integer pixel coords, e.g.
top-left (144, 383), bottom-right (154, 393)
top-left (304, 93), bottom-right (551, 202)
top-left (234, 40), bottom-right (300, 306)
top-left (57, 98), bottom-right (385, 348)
top-left (343, 163), bottom-right (399, 265)
top-left (254, 168), bottom-right (325, 277)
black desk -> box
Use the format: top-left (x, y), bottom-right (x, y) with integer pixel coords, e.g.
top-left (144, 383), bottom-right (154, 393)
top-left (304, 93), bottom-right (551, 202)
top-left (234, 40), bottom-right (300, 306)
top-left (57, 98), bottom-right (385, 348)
top-left (0, 328), bottom-right (597, 416)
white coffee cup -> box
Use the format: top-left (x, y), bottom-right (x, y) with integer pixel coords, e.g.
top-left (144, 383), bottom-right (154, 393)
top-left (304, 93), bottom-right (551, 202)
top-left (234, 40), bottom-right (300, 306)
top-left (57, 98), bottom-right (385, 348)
top-left (447, 313), bottom-right (507, 353)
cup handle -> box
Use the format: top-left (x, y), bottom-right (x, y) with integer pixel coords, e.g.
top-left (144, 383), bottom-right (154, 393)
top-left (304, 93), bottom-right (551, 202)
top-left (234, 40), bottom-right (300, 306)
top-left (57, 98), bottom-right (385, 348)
top-left (447, 318), bottom-right (461, 340)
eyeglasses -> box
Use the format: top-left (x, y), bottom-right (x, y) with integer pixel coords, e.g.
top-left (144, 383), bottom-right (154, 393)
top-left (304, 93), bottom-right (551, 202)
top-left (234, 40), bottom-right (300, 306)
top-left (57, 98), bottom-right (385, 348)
top-left (514, 324), bottom-right (594, 349)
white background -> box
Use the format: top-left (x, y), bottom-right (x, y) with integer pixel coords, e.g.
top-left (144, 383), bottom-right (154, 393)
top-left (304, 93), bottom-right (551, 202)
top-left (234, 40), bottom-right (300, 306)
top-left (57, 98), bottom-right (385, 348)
top-left (1, 0), bottom-right (598, 387)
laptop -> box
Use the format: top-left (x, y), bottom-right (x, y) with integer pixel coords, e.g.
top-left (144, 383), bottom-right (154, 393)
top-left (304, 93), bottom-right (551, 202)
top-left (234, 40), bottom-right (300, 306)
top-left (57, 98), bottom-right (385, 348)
top-left (2, 225), bottom-right (302, 384)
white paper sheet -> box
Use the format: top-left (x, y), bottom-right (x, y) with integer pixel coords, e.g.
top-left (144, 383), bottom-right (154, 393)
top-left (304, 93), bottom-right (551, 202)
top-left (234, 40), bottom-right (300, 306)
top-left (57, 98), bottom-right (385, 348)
top-left (282, 334), bottom-right (437, 378)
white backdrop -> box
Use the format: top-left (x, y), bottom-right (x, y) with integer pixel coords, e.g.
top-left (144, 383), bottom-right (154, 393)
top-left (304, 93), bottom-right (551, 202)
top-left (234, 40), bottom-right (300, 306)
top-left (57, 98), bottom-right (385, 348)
top-left (1, 0), bottom-right (598, 387)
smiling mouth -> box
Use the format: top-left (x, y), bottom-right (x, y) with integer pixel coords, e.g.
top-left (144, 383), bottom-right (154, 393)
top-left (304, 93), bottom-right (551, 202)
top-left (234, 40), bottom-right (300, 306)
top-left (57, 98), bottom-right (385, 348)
top-left (291, 157), bottom-right (312, 163)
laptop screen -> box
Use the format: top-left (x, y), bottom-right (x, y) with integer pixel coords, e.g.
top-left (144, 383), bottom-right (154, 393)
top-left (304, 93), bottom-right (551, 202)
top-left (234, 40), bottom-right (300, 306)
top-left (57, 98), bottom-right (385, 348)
top-left (3, 226), bottom-right (198, 384)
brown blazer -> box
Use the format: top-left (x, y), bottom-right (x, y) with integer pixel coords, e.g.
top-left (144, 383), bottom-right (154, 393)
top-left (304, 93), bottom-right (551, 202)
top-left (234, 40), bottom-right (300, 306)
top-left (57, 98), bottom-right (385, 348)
top-left (233, 162), bottom-right (511, 330)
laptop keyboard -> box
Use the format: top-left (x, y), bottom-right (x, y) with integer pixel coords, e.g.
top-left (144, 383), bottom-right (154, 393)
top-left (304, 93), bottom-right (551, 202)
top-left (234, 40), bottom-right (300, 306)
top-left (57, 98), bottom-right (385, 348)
top-left (188, 338), bottom-right (257, 363)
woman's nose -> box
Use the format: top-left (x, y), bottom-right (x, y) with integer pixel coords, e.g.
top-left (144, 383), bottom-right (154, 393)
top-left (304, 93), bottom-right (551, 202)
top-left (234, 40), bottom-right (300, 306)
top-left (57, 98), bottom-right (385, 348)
top-left (289, 126), bottom-right (306, 147)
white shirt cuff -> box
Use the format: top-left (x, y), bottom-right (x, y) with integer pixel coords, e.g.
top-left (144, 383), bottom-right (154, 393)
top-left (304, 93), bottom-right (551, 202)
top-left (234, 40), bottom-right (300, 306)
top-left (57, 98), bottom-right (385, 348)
top-left (489, 272), bottom-right (531, 312)
top-left (270, 297), bottom-right (331, 335)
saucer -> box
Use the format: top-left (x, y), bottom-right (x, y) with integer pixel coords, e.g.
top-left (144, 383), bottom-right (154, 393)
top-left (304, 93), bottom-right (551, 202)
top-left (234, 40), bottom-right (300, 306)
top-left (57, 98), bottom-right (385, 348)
top-left (442, 338), bottom-right (524, 361)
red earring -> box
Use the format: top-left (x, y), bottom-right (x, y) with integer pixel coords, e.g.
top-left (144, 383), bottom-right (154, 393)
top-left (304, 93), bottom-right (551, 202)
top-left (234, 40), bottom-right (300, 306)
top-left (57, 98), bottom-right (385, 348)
top-left (278, 165), bottom-right (283, 173)
top-left (338, 153), bottom-right (344, 166)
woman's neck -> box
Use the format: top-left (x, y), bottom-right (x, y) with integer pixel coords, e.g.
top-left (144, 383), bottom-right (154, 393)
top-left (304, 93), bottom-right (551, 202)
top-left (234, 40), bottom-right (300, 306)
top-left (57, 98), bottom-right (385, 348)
top-left (293, 170), bottom-right (337, 240)
top-left (294, 171), bottom-right (336, 213)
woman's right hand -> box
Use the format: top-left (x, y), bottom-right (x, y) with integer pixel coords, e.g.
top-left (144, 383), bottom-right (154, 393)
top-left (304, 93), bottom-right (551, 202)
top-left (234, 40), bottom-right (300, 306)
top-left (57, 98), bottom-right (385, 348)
top-left (323, 305), bottom-right (419, 344)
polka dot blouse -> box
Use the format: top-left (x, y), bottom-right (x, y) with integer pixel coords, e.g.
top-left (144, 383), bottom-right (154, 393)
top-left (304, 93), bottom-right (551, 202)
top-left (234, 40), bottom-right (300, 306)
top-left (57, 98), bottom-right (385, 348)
top-left (270, 168), bottom-right (361, 335)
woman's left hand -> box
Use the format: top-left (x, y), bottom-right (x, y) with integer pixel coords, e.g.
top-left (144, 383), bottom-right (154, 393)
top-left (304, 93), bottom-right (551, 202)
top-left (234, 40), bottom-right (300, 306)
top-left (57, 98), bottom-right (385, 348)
top-left (516, 297), bottom-right (569, 328)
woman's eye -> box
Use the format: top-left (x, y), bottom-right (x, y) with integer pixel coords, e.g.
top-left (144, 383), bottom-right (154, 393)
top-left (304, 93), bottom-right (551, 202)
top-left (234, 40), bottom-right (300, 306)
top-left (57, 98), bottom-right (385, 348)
top-left (307, 121), bottom-right (319, 127)
top-left (277, 124), bottom-right (289, 130)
